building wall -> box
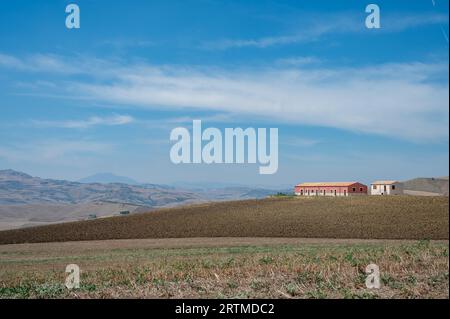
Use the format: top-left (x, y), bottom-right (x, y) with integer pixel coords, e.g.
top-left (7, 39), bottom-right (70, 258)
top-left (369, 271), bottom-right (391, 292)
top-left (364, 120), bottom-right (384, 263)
top-left (347, 183), bottom-right (368, 195)
top-left (370, 183), bottom-right (403, 195)
top-left (295, 186), bottom-right (348, 196)
top-left (295, 184), bottom-right (368, 196)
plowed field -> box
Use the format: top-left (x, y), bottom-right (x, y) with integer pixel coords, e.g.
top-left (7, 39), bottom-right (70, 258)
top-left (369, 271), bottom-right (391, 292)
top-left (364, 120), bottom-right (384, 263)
top-left (0, 196), bottom-right (447, 244)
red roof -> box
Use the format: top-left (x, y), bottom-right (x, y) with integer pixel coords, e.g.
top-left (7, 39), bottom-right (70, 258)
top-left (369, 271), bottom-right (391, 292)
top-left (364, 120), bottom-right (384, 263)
top-left (295, 182), bottom-right (361, 187)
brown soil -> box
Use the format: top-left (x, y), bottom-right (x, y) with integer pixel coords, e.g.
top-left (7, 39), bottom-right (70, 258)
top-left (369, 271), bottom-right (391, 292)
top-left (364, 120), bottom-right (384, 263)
top-left (0, 196), bottom-right (448, 245)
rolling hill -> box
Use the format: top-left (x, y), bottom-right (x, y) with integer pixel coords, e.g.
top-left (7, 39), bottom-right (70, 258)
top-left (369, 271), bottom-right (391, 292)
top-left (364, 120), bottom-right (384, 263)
top-left (0, 169), bottom-right (281, 230)
top-left (403, 177), bottom-right (449, 196)
top-left (0, 169), bottom-right (202, 206)
top-left (0, 196), bottom-right (447, 245)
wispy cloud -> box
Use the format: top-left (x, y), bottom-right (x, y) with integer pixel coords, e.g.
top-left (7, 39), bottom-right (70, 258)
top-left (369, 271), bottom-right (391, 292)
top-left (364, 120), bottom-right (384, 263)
top-left (276, 56), bottom-right (322, 67)
top-left (203, 25), bottom-right (331, 50)
top-left (386, 12), bottom-right (448, 31)
top-left (99, 39), bottom-right (155, 49)
top-left (0, 140), bottom-right (113, 164)
top-left (72, 62), bottom-right (448, 142)
top-left (1, 53), bottom-right (448, 142)
top-left (441, 26), bottom-right (449, 43)
top-left (203, 12), bottom-right (448, 50)
top-left (281, 138), bottom-right (321, 148)
top-left (31, 114), bottom-right (135, 129)
top-left (0, 53), bottom-right (78, 74)
top-left (0, 53), bottom-right (114, 75)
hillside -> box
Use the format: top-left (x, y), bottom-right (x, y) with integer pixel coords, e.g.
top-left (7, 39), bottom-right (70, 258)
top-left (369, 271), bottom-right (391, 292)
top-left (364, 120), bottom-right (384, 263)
top-left (0, 196), bottom-right (447, 244)
top-left (0, 202), bottom-right (147, 230)
top-left (403, 177), bottom-right (449, 196)
top-left (0, 169), bottom-right (200, 206)
top-left (0, 169), bottom-right (279, 206)
top-left (0, 169), bottom-right (281, 230)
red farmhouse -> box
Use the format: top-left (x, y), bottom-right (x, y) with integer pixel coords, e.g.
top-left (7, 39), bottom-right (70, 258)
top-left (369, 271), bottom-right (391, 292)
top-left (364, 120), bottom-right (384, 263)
top-left (294, 182), bottom-right (368, 197)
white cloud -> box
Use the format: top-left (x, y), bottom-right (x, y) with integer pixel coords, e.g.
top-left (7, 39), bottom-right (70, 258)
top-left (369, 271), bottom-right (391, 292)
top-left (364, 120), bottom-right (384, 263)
top-left (99, 39), bottom-right (155, 48)
top-left (203, 12), bottom-right (448, 50)
top-left (281, 138), bottom-right (321, 148)
top-left (0, 53), bottom-right (113, 75)
top-left (0, 140), bottom-right (113, 164)
top-left (385, 12), bottom-right (448, 32)
top-left (32, 114), bottom-right (135, 129)
top-left (276, 56), bottom-right (322, 66)
top-left (70, 62), bottom-right (448, 142)
top-left (0, 53), bottom-right (73, 73)
top-left (0, 53), bottom-right (23, 69)
top-left (1, 53), bottom-right (448, 142)
top-left (203, 25), bottom-right (331, 50)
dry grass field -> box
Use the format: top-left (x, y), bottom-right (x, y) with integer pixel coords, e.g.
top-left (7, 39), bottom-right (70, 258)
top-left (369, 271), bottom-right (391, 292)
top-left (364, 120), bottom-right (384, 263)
top-left (0, 196), bottom-right (448, 244)
top-left (0, 238), bottom-right (448, 299)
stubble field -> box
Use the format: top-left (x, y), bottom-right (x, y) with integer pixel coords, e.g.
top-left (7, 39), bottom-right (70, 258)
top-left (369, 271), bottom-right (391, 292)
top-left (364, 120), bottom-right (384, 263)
top-left (0, 238), bottom-right (448, 298)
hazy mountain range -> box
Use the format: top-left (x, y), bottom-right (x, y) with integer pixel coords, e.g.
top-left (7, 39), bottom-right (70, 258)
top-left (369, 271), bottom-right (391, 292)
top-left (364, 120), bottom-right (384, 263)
top-left (0, 169), bottom-right (282, 230)
top-left (77, 173), bottom-right (140, 185)
top-left (0, 169), bottom-right (283, 206)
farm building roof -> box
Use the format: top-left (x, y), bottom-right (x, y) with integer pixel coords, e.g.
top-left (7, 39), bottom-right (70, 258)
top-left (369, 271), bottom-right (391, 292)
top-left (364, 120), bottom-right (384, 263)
top-left (295, 182), bottom-right (360, 187)
top-left (371, 180), bottom-right (399, 185)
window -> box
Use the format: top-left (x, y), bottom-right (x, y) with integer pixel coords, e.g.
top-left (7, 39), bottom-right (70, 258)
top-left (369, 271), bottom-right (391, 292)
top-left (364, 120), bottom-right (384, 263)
top-left (373, 185), bottom-right (377, 190)
top-left (392, 185), bottom-right (396, 190)
top-left (352, 187), bottom-right (356, 192)
top-left (360, 187), bottom-right (363, 192)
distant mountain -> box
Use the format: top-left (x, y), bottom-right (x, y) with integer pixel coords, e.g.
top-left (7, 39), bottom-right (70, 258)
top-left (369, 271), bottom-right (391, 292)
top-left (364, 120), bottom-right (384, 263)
top-left (403, 177), bottom-right (449, 196)
top-left (0, 169), bottom-right (33, 180)
top-left (78, 173), bottom-right (139, 185)
top-left (0, 169), bottom-right (283, 230)
top-left (0, 169), bottom-right (200, 206)
top-left (0, 169), bottom-right (283, 206)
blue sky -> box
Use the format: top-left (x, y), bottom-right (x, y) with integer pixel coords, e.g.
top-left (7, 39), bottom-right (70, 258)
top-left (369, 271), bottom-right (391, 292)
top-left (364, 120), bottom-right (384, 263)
top-left (0, 0), bottom-right (448, 187)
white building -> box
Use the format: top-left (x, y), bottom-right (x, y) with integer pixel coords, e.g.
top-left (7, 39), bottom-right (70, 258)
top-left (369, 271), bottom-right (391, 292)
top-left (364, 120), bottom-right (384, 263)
top-left (370, 180), bottom-right (403, 195)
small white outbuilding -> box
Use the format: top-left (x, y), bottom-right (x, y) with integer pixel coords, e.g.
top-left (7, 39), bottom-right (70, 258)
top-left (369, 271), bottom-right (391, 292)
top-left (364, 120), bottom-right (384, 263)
top-left (370, 180), bottom-right (403, 195)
